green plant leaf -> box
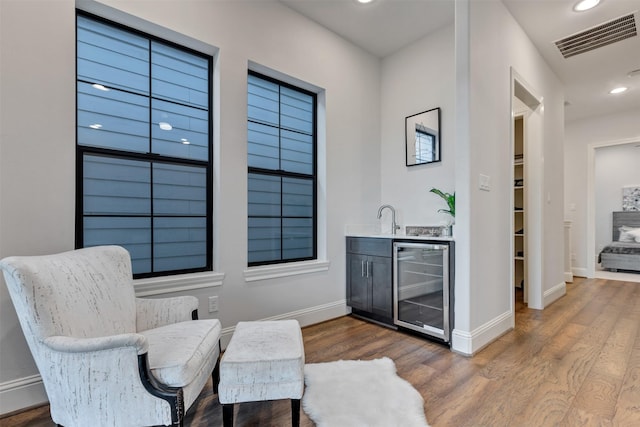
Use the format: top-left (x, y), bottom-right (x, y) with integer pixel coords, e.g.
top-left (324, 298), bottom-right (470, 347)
top-left (430, 188), bottom-right (455, 217)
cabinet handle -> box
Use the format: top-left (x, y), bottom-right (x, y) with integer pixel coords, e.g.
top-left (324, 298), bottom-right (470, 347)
top-left (361, 260), bottom-right (365, 277)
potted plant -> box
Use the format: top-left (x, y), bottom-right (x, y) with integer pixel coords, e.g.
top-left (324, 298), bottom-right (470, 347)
top-left (430, 188), bottom-right (455, 235)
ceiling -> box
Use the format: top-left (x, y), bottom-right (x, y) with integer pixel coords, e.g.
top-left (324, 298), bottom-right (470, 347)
top-left (279, 0), bottom-right (640, 122)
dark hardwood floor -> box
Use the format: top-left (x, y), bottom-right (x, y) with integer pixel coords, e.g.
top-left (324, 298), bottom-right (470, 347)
top-left (2, 277), bottom-right (639, 426)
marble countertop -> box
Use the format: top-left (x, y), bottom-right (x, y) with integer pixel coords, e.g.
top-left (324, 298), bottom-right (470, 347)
top-left (344, 224), bottom-right (454, 241)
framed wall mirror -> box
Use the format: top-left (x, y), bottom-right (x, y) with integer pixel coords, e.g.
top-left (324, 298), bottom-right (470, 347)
top-left (405, 107), bottom-right (440, 166)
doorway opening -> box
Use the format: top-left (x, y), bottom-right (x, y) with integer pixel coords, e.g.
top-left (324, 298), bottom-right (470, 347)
top-left (510, 69), bottom-right (544, 311)
top-left (586, 138), bottom-right (640, 282)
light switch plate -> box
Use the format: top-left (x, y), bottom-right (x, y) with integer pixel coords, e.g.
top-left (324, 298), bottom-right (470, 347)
top-left (479, 174), bottom-right (491, 191)
top-left (208, 296), bottom-right (219, 313)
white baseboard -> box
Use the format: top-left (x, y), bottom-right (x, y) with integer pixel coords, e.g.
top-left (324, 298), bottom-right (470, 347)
top-left (220, 300), bottom-right (348, 348)
top-left (564, 272), bottom-right (573, 282)
top-left (451, 310), bottom-right (513, 356)
top-left (573, 267), bottom-right (588, 278)
top-left (0, 374), bottom-right (48, 416)
top-left (544, 282), bottom-right (566, 307)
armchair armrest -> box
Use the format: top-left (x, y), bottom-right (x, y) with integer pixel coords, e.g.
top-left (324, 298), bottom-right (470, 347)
top-left (43, 333), bottom-right (148, 355)
top-left (136, 295), bottom-right (199, 331)
top-left (39, 334), bottom-right (177, 426)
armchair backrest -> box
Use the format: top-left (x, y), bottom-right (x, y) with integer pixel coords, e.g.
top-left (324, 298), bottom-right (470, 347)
top-left (0, 246), bottom-right (137, 346)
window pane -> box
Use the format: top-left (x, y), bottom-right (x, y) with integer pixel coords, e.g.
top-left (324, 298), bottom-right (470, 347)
top-left (83, 155), bottom-right (150, 215)
top-left (283, 218), bottom-right (313, 259)
top-left (83, 216), bottom-right (151, 275)
top-left (248, 74), bottom-right (279, 126)
top-left (283, 177), bottom-right (313, 217)
top-left (248, 173), bottom-right (281, 217)
top-left (280, 86), bottom-right (313, 134)
top-left (154, 217), bottom-right (206, 272)
top-left (152, 42), bottom-right (209, 108)
top-left (248, 122), bottom-right (280, 170)
top-left (151, 99), bottom-right (208, 161)
top-left (77, 15), bottom-right (149, 95)
top-left (248, 217), bottom-right (281, 264)
top-left (77, 82), bottom-right (150, 152)
top-left (281, 130), bottom-right (313, 175)
top-left (153, 163), bottom-right (206, 216)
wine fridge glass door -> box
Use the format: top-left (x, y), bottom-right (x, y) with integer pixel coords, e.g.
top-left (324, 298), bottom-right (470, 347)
top-left (393, 242), bottom-right (450, 342)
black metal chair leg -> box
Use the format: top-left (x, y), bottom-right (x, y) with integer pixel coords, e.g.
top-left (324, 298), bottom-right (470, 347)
top-left (212, 362), bottom-right (220, 394)
top-left (291, 399), bottom-right (300, 427)
top-left (212, 341), bottom-right (221, 394)
top-left (223, 403), bottom-right (234, 427)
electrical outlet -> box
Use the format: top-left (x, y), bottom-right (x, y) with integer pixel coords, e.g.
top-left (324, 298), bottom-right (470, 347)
top-left (208, 296), bottom-right (219, 313)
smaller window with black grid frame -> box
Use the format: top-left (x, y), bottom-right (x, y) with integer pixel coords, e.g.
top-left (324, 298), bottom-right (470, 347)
top-left (247, 71), bottom-right (317, 266)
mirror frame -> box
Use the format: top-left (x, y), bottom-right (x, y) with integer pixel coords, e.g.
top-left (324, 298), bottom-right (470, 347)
top-left (405, 107), bottom-right (441, 167)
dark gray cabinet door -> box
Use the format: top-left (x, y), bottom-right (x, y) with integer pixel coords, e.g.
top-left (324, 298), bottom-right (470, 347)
top-left (346, 237), bottom-right (393, 323)
top-left (369, 255), bottom-right (392, 318)
top-left (347, 253), bottom-right (369, 311)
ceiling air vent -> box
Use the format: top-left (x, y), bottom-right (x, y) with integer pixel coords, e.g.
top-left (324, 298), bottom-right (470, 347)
top-left (555, 13), bottom-right (637, 58)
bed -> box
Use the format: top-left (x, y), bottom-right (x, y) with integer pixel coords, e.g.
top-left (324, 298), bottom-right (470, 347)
top-left (598, 211), bottom-right (640, 273)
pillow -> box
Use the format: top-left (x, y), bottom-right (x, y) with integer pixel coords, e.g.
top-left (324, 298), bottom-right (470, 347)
top-left (618, 226), bottom-right (640, 243)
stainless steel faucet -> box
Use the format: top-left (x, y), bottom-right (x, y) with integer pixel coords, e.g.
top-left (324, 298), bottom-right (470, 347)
top-left (377, 204), bottom-right (400, 235)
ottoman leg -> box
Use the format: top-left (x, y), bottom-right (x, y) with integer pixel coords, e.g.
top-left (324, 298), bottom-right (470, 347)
top-left (291, 399), bottom-right (300, 427)
top-left (212, 361), bottom-right (220, 394)
top-left (223, 404), bottom-right (234, 427)
top-left (213, 343), bottom-right (222, 394)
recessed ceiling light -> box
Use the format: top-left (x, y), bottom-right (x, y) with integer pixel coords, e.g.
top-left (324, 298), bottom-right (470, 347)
top-left (573, 0), bottom-right (600, 12)
top-left (357, 0), bottom-right (374, 4)
top-left (89, 123), bottom-right (102, 129)
top-left (609, 86), bottom-right (628, 94)
top-left (158, 122), bottom-right (173, 131)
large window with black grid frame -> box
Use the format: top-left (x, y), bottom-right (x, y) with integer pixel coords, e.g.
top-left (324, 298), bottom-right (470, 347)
top-left (76, 12), bottom-right (213, 278)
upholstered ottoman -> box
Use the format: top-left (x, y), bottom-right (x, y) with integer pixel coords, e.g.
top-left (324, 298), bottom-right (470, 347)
top-left (219, 320), bottom-right (305, 427)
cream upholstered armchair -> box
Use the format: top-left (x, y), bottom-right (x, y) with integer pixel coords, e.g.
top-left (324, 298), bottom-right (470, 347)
top-left (0, 245), bottom-right (222, 427)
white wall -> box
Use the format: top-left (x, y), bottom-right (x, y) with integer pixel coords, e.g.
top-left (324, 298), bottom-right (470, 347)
top-left (0, 0), bottom-right (77, 412)
top-left (0, 0), bottom-right (381, 413)
top-left (380, 24), bottom-right (456, 230)
top-left (565, 108), bottom-right (640, 275)
top-left (452, 0), bottom-right (565, 354)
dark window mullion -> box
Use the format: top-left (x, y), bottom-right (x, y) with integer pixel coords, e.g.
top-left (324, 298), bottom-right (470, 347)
top-left (81, 145), bottom-right (208, 168)
top-left (148, 39), bottom-right (155, 274)
top-left (247, 119), bottom-right (312, 138)
top-left (278, 84), bottom-right (284, 261)
top-left (280, 176), bottom-right (284, 262)
top-left (248, 169), bottom-right (311, 183)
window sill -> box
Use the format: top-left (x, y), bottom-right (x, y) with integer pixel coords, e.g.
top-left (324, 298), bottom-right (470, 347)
top-left (134, 271), bottom-right (225, 297)
top-left (243, 260), bottom-right (330, 282)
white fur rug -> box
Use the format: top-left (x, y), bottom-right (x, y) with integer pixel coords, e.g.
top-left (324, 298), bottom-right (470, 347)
top-left (302, 357), bottom-right (430, 427)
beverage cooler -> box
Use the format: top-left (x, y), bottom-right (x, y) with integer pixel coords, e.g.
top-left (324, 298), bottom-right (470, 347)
top-left (393, 241), bottom-right (453, 343)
